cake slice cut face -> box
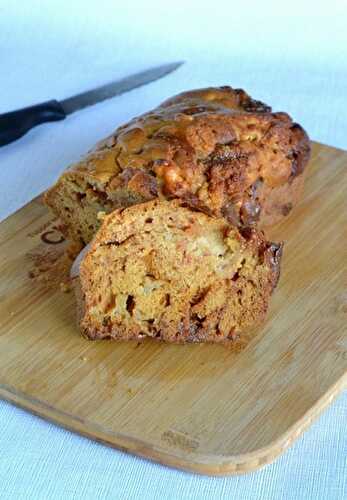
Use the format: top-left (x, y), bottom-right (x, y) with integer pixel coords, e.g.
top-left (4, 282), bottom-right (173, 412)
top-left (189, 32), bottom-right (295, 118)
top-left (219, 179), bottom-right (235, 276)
top-left (76, 200), bottom-right (282, 344)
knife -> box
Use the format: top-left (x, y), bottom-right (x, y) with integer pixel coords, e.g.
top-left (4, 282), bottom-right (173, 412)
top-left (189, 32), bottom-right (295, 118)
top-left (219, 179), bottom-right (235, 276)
top-left (0, 62), bottom-right (184, 147)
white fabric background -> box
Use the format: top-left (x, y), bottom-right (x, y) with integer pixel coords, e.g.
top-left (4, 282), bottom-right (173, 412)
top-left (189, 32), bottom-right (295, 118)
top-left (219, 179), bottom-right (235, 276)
top-left (0, 1), bottom-right (346, 498)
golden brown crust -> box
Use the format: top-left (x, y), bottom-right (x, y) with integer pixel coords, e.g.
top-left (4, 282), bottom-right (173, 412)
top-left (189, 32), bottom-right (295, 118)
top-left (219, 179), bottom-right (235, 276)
top-left (45, 86), bottom-right (310, 244)
top-left (76, 199), bottom-right (282, 344)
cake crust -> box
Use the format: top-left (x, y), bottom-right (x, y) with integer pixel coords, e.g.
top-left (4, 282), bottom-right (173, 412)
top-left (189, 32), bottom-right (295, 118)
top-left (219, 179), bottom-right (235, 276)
top-left (45, 86), bottom-right (310, 244)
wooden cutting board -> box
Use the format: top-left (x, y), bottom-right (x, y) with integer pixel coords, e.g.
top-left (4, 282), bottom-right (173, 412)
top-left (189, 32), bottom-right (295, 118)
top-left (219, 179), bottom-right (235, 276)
top-left (0, 142), bottom-right (346, 475)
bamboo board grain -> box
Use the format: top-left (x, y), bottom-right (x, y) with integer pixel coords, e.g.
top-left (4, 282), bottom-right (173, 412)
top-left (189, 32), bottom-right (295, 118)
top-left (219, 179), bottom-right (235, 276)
top-left (0, 141), bottom-right (346, 475)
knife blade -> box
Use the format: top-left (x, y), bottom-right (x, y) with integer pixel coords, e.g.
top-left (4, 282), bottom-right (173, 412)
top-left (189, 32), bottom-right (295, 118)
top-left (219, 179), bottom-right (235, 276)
top-left (0, 62), bottom-right (184, 148)
top-left (61, 62), bottom-right (183, 115)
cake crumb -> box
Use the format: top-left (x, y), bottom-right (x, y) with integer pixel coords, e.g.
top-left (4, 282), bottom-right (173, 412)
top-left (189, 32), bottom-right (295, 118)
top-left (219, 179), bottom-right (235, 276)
top-left (60, 281), bottom-right (71, 293)
top-left (26, 241), bottom-right (82, 292)
top-left (97, 211), bottom-right (106, 221)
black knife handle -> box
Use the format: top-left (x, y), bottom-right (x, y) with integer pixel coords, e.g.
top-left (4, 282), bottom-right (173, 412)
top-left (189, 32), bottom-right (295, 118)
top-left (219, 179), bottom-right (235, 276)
top-left (0, 100), bottom-right (66, 147)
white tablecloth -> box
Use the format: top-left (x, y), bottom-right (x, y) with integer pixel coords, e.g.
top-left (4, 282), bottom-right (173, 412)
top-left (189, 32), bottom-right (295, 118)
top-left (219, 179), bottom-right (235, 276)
top-left (0, 1), bottom-right (346, 498)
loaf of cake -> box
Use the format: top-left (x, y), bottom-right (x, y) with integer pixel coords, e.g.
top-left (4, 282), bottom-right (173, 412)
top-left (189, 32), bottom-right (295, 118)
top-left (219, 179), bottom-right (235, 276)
top-left (73, 199), bottom-right (282, 343)
top-left (45, 86), bottom-right (310, 245)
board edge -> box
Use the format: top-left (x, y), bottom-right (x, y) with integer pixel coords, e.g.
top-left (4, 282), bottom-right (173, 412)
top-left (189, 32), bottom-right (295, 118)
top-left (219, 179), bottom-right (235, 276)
top-left (1, 372), bottom-right (346, 476)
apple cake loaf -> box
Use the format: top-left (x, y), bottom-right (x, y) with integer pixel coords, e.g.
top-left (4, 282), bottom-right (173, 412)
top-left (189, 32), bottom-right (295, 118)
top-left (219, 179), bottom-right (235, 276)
top-left (45, 86), bottom-right (310, 245)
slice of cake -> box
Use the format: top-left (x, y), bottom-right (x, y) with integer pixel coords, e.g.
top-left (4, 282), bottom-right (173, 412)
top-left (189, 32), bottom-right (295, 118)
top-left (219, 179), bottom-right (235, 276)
top-left (73, 199), bottom-right (282, 343)
top-left (45, 86), bottom-right (310, 245)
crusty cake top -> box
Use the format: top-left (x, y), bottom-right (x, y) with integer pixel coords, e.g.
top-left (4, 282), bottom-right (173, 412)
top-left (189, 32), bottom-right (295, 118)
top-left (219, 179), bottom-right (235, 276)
top-left (61, 86), bottom-right (310, 225)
